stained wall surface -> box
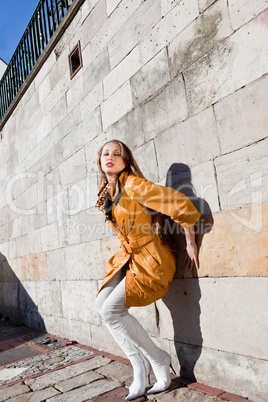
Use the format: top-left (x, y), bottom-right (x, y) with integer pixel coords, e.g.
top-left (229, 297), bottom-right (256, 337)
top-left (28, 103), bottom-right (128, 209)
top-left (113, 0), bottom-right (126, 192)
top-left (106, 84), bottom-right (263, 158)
top-left (0, 1), bottom-right (267, 400)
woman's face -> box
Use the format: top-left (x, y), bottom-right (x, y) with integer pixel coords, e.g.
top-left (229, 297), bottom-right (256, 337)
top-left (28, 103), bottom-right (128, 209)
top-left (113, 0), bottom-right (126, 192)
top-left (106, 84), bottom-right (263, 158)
top-left (101, 142), bottom-right (126, 181)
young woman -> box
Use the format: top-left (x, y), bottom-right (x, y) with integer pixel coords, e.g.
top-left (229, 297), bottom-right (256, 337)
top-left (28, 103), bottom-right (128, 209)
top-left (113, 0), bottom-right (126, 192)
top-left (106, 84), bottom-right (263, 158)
top-left (95, 140), bottom-right (201, 400)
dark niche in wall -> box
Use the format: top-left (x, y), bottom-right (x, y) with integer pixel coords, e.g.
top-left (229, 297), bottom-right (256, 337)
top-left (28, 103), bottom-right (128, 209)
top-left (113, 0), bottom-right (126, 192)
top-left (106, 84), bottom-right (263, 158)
top-left (69, 41), bottom-right (83, 79)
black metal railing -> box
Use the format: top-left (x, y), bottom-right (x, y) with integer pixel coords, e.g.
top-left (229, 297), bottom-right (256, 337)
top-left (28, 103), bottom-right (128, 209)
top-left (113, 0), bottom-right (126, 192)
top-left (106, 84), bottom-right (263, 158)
top-left (0, 0), bottom-right (74, 121)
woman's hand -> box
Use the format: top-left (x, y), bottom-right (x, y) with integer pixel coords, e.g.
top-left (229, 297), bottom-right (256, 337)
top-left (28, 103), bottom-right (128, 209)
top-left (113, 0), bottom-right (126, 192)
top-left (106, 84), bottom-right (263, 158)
top-left (182, 225), bottom-right (199, 270)
top-left (182, 243), bottom-right (199, 270)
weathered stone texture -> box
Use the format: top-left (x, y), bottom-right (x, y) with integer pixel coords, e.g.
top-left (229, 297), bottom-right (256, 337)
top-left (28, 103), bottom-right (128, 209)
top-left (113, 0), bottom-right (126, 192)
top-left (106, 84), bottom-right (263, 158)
top-left (59, 148), bottom-right (87, 189)
top-left (82, 0), bottom-right (144, 66)
top-left (58, 215), bottom-right (82, 247)
top-left (47, 379), bottom-right (121, 402)
top-left (26, 356), bottom-right (111, 391)
top-left (161, 0), bottom-right (180, 16)
top-left (61, 280), bottom-right (101, 324)
top-left (7, 386), bottom-right (60, 402)
top-left (155, 387), bottom-right (222, 401)
top-left (21, 253), bottom-right (48, 281)
top-left (37, 74), bottom-right (51, 106)
top-left (82, 48), bottom-right (110, 96)
top-left (40, 223), bottom-right (60, 252)
top-left (131, 48), bottom-right (170, 107)
top-left (184, 9), bottom-right (268, 116)
top-left (228, 0), bottom-right (268, 30)
top-left (154, 107), bottom-right (220, 179)
top-left (215, 139), bottom-right (268, 210)
top-left (141, 75), bottom-right (188, 142)
top-left (200, 202), bottom-right (268, 277)
top-left (28, 228), bottom-right (42, 255)
top-left (106, 0), bottom-right (122, 16)
top-left (49, 46), bottom-right (70, 90)
top-left (204, 278), bottom-right (268, 358)
top-left (169, 0), bottom-right (231, 78)
top-left (104, 46), bottom-right (141, 99)
top-left (68, 174), bottom-right (99, 213)
top-left (81, 0), bottom-right (101, 23)
top-left (198, 0), bottom-right (217, 13)
top-left (36, 113), bottom-right (53, 145)
top-left (101, 81), bottom-right (133, 130)
top-left (47, 190), bottom-right (69, 224)
top-left (133, 141), bottom-right (159, 183)
top-left (111, 107), bottom-right (144, 150)
top-left (66, 74), bottom-right (85, 113)
top-left (214, 74), bottom-right (268, 154)
top-left (191, 161), bottom-right (220, 213)
top-left (81, 0), bottom-right (107, 48)
top-left (170, 342), bottom-right (268, 401)
top-left (108, 0), bottom-right (162, 69)
top-left (43, 314), bottom-right (68, 339)
top-left (80, 83), bottom-right (103, 121)
top-left (47, 248), bottom-right (66, 281)
top-left (139, 1), bottom-right (199, 66)
top-left (78, 208), bottom-right (113, 243)
top-left (165, 276), bottom-right (268, 361)
top-left (57, 104), bottom-right (81, 141)
top-left (130, 302), bottom-right (160, 338)
top-left (0, 383), bottom-right (30, 401)
top-left (36, 280), bottom-right (62, 316)
top-left (62, 107), bottom-right (102, 161)
top-left (90, 323), bottom-right (125, 357)
top-left (16, 234), bottom-right (30, 258)
top-left (64, 240), bottom-right (104, 280)
top-left (67, 318), bottom-right (92, 346)
top-left (96, 361), bottom-right (132, 383)
top-left (55, 370), bottom-right (103, 393)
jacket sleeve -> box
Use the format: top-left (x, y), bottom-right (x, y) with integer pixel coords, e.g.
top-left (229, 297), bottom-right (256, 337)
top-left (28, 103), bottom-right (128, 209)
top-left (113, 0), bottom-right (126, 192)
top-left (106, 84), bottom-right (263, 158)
top-left (124, 175), bottom-right (201, 228)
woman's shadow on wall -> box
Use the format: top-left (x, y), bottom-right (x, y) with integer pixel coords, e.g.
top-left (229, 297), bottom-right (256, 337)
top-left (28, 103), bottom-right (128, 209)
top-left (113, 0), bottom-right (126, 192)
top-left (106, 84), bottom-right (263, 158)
top-left (161, 163), bottom-right (214, 381)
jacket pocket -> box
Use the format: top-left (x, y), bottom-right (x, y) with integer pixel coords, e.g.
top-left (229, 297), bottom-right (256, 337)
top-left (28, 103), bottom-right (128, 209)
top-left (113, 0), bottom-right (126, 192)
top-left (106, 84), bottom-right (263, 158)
top-left (141, 241), bottom-right (161, 270)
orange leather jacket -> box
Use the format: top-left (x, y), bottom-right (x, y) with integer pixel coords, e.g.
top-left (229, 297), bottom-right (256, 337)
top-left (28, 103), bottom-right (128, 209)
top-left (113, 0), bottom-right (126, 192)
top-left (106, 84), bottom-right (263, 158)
top-left (98, 171), bottom-right (201, 307)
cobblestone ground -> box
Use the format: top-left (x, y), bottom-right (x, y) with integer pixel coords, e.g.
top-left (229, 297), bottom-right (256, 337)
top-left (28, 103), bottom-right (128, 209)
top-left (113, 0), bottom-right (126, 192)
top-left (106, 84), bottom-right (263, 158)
top-left (0, 322), bottom-right (250, 402)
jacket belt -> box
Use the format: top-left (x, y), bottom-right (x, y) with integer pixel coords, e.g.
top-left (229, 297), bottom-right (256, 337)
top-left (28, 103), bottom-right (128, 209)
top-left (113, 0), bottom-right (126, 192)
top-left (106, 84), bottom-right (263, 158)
top-left (120, 233), bottom-right (155, 255)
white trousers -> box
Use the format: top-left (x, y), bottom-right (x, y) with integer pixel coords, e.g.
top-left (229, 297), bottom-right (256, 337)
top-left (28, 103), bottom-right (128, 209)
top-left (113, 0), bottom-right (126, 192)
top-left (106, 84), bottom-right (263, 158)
top-left (96, 267), bottom-right (164, 371)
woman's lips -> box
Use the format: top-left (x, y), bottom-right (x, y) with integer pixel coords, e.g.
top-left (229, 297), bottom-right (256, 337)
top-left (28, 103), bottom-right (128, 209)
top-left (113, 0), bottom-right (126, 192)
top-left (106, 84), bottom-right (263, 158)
top-left (106, 163), bottom-right (114, 167)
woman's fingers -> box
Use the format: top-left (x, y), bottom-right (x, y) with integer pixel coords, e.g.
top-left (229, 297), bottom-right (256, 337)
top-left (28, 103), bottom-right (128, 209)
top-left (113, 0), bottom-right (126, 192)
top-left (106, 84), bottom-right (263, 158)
top-left (194, 255), bottom-right (199, 270)
top-left (182, 245), bottom-right (199, 270)
top-left (183, 252), bottom-right (199, 270)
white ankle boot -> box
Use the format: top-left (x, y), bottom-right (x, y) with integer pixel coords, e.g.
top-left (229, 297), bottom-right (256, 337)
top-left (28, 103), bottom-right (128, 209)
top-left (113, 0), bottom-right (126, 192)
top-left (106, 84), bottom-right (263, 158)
top-left (125, 353), bottom-right (149, 400)
top-left (147, 350), bottom-right (175, 394)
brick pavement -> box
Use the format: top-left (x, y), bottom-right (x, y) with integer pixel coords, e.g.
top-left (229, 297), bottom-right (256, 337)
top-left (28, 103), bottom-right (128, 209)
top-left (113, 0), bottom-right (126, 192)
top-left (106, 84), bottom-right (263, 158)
top-left (0, 322), bottom-right (251, 401)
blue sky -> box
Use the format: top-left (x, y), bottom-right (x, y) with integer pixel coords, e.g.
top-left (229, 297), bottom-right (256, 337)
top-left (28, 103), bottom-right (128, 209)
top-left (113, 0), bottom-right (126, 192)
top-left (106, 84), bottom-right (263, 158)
top-left (0, 1), bottom-right (39, 64)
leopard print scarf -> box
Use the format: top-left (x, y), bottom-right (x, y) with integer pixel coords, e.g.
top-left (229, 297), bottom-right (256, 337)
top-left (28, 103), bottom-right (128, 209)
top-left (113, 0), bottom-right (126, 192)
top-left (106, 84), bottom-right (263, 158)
top-left (95, 175), bottom-right (122, 221)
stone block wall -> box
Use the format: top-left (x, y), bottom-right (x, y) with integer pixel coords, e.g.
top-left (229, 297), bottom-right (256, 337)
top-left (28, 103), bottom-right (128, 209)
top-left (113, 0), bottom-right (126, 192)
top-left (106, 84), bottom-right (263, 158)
top-left (0, 0), bottom-right (267, 400)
